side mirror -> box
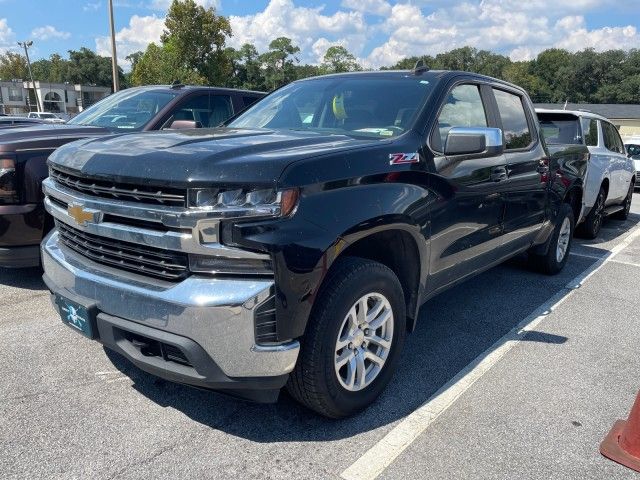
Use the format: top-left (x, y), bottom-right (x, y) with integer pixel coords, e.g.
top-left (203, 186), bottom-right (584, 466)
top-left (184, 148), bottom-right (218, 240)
top-left (444, 127), bottom-right (504, 157)
top-left (167, 120), bottom-right (202, 130)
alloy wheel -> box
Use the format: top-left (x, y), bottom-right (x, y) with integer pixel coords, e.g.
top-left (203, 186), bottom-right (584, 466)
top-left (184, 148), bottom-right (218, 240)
top-left (334, 293), bottom-right (394, 392)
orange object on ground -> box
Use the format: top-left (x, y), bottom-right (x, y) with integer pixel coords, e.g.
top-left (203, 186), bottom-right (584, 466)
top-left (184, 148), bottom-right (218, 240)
top-left (600, 391), bottom-right (640, 472)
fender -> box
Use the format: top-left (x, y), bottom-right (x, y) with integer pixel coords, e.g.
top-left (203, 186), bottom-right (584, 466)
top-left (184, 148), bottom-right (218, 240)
top-left (232, 179), bottom-right (434, 341)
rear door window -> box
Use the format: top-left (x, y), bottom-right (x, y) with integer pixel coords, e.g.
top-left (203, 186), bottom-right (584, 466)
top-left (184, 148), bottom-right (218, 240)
top-left (603, 122), bottom-right (624, 154)
top-left (581, 118), bottom-right (598, 146)
top-left (493, 89), bottom-right (532, 149)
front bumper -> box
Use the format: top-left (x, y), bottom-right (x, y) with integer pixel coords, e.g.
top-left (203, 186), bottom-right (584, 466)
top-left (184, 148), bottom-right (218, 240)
top-left (0, 203), bottom-right (44, 267)
top-left (42, 231), bottom-right (300, 400)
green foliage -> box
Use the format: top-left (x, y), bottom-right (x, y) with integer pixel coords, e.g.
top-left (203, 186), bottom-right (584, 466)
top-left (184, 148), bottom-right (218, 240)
top-left (0, 52), bottom-right (28, 80)
top-left (131, 0), bottom-right (231, 87)
top-left (67, 47), bottom-right (125, 88)
top-left (321, 46), bottom-right (361, 73)
top-left (259, 37), bottom-right (301, 89)
top-left (6, 0), bottom-right (640, 105)
top-left (130, 42), bottom-right (207, 86)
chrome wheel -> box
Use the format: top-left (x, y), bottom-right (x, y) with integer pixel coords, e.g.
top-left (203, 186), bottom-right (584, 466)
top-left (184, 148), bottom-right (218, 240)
top-left (556, 217), bottom-right (571, 263)
top-left (593, 193), bottom-right (604, 232)
top-left (334, 293), bottom-right (394, 392)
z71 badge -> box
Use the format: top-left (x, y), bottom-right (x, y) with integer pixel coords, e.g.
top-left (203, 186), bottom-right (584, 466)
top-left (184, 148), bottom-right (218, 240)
top-left (389, 152), bottom-right (420, 165)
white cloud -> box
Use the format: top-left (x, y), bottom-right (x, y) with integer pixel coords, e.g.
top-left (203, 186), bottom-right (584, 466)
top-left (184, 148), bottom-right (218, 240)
top-left (228, 0), bottom-right (369, 64)
top-left (0, 17), bottom-right (15, 53)
top-left (31, 26), bottom-right (71, 41)
top-left (83, 1), bottom-right (102, 11)
top-left (95, 14), bottom-right (165, 69)
top-left (91, 0), bottom-right (640, 72)
top-left (341, 0), bottom-right (391, 16)
top-left (365, 0), bottom-right (640, 66)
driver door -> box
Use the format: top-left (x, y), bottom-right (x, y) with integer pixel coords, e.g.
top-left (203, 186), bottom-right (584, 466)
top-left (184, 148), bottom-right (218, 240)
top-left (427, 83), bottom-right (509, 292)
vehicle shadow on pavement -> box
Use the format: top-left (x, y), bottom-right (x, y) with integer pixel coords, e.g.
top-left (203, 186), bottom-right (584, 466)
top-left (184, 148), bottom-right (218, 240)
top-left (0, 266), bottom-right (46, 290)
top-left (103, 216), bottom-right (640, 442)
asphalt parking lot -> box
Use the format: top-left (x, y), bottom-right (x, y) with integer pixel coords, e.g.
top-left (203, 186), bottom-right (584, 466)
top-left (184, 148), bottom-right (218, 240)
top-left (2, 195), bottom-right (640, 480)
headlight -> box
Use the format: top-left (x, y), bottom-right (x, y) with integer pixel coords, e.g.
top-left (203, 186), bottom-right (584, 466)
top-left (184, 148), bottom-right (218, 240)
top-left (0, 158), bottom-right (18, 204)
top-left (188, 187), bottom-right (299, 217)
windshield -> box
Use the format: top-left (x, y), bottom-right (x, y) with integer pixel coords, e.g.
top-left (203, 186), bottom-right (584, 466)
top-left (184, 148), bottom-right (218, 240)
top-left (228, 76), bottom-right (434, 138)
top-left (68, 88), bottom-right (178, 131)
top-left (538, 114), bottom-right (582, 145)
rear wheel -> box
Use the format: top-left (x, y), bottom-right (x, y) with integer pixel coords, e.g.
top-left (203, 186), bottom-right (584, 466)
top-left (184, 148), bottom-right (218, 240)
top-left (577, 187), bottom-right (606, 239)
top-left (287, 257), bottom-right (406, 418)
top-left (529, 203), bottom-right (574, 275)
top-left (613, 181), bottom-right (635, 220)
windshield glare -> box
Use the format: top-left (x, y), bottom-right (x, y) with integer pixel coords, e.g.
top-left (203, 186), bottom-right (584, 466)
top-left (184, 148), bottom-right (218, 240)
top-left (228, 76), bottom-right (434, 138)
top-left (68, 89), bottom-right (178, 131)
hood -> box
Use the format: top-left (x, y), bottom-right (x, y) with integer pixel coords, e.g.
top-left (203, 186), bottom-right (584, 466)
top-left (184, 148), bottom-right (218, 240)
top-left (0, 124), bottom-right (110, 154)
top-left (48, 127), bottom-right (388, 188)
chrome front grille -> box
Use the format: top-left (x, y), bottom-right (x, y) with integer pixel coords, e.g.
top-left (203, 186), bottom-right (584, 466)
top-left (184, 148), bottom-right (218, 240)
top-left (50, 167), bottom-right (186, 207)
top-left (56, 221), bottom-right (189, 281)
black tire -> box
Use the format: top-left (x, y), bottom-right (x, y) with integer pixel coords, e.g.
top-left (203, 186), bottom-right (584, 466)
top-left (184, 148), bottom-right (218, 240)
top-left (613, 180), bottom-right (635, 220)
top-left (529, 203), bottom-right (574, 275)
top-left (577, 186), bottom-right (606, 239)
top-left (287, 256), bottom-right (406, 418)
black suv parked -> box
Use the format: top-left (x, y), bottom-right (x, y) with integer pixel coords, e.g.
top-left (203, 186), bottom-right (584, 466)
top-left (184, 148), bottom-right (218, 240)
top-left (0, 85), bottom-right (263, 267)
top-left (42, 70), bottom-right (582, 417)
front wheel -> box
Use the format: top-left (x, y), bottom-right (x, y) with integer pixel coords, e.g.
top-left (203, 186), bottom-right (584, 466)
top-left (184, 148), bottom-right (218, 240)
top-left (287, 257), bottom-right (406, 418)
top-left (529, 203), bottom-right (574, 275)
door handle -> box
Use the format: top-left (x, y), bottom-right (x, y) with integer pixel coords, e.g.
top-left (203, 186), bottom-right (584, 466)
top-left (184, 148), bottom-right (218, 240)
top-left (490, 166), bottom-right (508, 182)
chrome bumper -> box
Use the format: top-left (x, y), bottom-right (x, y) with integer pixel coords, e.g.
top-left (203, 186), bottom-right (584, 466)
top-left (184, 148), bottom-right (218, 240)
top-left (42, 231), bottom-right (299, 378)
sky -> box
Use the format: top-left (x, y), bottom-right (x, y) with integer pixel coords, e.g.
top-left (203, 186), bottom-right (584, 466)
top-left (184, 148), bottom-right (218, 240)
top-left (0, 0), bottom-right (639, 70)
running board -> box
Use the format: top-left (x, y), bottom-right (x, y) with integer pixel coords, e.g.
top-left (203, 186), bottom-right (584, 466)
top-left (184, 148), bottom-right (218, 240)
top-left (603, 205), bottom-right (624, 217)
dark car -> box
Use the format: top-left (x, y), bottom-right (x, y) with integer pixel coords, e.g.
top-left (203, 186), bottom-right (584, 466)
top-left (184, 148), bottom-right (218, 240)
top-left (42, 70), bottom-right (583, 417)
top-left (0, 116), bottom-right (47, 129)
top-left (0, 84), bottom-right (264, 267)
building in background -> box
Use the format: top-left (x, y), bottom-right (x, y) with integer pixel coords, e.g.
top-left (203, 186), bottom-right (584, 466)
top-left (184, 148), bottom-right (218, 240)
top-left (0, 80), bottom-right (110, 116)
top-left (535, 103), bottom-right (640, 140)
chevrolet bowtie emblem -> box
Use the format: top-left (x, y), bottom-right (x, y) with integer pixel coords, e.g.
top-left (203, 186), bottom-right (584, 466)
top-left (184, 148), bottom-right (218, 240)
top-left (67, 203), bottom-right (102, 226)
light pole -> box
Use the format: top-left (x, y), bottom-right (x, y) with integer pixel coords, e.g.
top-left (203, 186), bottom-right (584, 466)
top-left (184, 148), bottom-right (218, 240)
top-left (108, 0), bottom-right (119, 92)
top-left (17, 40), bottom-right (41, 112)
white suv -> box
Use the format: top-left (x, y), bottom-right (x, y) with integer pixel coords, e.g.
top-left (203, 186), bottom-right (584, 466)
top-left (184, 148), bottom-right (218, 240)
top-left (537, 109), bottom-right (635, 238)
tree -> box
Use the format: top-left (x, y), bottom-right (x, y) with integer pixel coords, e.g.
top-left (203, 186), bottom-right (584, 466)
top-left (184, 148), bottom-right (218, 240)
top-left (130, 42), bottom-right (207, 86)
top-left (0, 52), bottom-right (28, 80)
top-left (321, 46), bottom-right (361, 73)
top-left (66, 47), bottom-right (124, 88)
top-left (260, 37), bottom-right (300, 89)
top-left (125, 51), bottom-right (144, 71)
top-left (31, 54), bottom-right (70, 83)
top-left (161, 0), bottom-right (232, 84)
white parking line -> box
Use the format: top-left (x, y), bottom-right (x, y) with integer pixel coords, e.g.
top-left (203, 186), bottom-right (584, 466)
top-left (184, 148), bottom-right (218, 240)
top-left (340, 225), bottom-right (640, 480)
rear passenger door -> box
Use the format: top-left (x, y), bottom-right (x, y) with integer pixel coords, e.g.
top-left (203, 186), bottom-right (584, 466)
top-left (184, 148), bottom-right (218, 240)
top-left (492, 88), bottom-right (547, 249)
top-left (602, 121), bottom-right (632, 202)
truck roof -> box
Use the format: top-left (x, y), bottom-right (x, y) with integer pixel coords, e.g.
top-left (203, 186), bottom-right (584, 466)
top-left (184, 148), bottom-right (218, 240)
top-left (127, 84), bottom-right (265, 96)
top-left (295, 69), bottom-right (528, 93)
top-left (535, 108), bottom-right (609, 122)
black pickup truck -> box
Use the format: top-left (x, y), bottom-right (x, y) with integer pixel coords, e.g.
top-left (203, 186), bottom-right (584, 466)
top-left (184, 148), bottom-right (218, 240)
top-left (42, 69), bottom-right (583, 418)
top-left (0, 85), bottom-right (263, 267)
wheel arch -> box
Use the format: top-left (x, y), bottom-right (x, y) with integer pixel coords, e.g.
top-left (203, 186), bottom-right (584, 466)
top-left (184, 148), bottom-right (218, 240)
top-left (331, 225), bottom-right (426, 333)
